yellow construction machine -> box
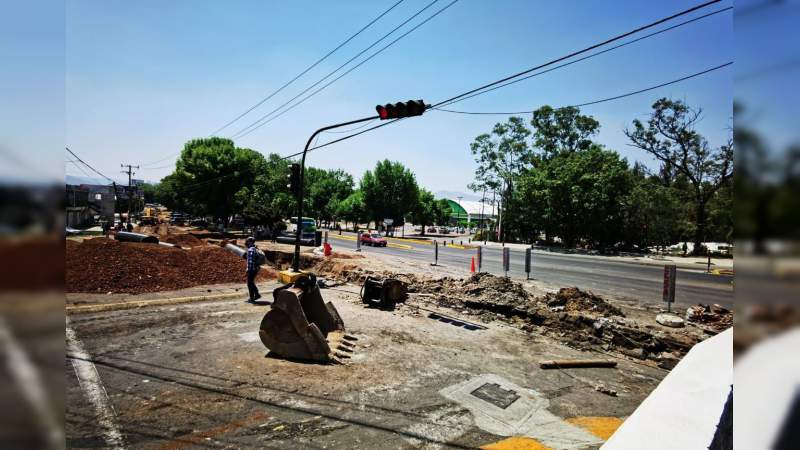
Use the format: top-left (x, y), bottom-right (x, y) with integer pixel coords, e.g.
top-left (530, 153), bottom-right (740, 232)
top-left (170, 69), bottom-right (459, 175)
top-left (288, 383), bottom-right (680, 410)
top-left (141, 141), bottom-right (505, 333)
top-left (258, 273), bottom-right (356, 363)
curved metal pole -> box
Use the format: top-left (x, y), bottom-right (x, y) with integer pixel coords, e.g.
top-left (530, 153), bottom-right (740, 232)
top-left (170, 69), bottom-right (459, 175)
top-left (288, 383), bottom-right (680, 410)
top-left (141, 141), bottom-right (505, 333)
top-left (292, 114), bottom-right (379, 272)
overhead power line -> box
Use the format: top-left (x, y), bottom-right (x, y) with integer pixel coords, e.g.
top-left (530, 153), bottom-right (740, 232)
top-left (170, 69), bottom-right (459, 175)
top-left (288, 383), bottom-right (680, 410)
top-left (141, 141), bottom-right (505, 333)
top-left (272, 0), bottom-right (726, 162)
top-left (431, 0), bottom-right (725, 109)
top-left (210, 0), bottom-right (405, 136)
top-left (65, 147), bottom-right (115, 183)
top-left (230, 0), bottom-right (456, 140)
top-left (432, 62), bottom-right (733, 115)
top-left (435, 6), bottom-right (732, 109)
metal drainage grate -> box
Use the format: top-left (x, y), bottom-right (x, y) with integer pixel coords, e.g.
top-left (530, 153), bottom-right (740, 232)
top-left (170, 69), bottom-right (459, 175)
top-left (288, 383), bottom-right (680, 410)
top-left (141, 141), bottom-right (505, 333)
top-left (470, 382), bottom-right (520, 409)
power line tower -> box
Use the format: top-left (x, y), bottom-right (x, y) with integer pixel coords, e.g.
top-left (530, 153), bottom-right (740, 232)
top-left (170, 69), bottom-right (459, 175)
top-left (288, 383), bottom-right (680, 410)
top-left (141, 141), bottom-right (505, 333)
top-left (120, 163), bottom-right (139, 222)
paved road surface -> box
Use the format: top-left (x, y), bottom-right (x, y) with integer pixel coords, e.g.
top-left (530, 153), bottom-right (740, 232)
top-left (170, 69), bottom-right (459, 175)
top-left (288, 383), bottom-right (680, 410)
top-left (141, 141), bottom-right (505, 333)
top-left (327, 232), bottom-right (733, 309)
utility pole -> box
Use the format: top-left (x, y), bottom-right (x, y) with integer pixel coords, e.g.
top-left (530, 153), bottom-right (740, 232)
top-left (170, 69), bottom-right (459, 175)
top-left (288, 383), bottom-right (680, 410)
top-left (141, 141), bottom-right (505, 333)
top-left (487, 190), bottom-right (496, 245)
top-left (456, 196), bottom-right (463, 229)
top-left (120, 164), bottom-right (139, 223)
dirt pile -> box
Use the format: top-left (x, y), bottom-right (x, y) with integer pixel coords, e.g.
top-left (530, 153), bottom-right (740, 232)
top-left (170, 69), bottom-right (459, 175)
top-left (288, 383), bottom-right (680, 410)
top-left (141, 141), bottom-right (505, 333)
top-left (163, 233), bottom-right (204, 247)
top-left (544, 287), bottom-right (624, 316)
top-left (407, 273), bottom-right (699, 362)
top-left (134, 223), bottom-right (170, 236)
top-left (66, 238), bottom-right (275, 294)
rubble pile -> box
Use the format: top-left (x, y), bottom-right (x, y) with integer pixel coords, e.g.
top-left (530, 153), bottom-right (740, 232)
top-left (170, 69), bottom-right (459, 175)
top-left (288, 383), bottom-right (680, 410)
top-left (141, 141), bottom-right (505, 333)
top-left (544, 287), bottom-right (624, 316)
top-left (66, 237), bottom-right (275, 294)
top-left (685, 303), bottom-right (733, 332)
top-left (408, 273), bottom-right (699, 361)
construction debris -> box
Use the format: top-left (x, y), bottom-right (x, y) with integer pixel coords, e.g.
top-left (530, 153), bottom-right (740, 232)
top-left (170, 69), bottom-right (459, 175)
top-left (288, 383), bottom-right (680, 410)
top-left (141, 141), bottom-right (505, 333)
top-left (66, 237), bottom-right (275, 294)
top-left (540, 359), bottom-right (618, 369)
top-left (685, 303), bottom-right (733, 332)
top-left (403, 273), bottom-right (702, 361)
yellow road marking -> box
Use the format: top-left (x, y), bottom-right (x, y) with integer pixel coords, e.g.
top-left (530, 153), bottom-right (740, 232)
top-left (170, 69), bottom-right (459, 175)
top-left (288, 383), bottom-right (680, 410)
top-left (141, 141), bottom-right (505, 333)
top-left (565, 416), bottom-right (624, 440)
top-left (711, 268), bottom-right (734, 276)
top-left (481, 437), bottom-right (552, 450)
top-left (328, 233), bottom-right (414, 250)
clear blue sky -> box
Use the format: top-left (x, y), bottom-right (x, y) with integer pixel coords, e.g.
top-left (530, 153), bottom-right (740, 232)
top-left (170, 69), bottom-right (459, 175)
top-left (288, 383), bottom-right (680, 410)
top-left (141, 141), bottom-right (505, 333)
top-left (59, 0), bottom-right (733, 190)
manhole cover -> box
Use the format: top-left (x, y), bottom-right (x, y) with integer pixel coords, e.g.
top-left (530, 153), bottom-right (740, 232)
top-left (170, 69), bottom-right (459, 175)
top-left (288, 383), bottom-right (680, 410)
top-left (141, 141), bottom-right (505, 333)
top-left (469, 382), bottom-right (520, 409)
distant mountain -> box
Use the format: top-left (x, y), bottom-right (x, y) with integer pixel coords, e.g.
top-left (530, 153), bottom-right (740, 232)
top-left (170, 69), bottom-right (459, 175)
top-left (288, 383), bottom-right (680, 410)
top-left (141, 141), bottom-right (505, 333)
top-left (65, 174), bottom-right (156, 185)
top-left (434, 190), bottom-right (481, 202)
top-left (65, 174), bottom-right (113, 185)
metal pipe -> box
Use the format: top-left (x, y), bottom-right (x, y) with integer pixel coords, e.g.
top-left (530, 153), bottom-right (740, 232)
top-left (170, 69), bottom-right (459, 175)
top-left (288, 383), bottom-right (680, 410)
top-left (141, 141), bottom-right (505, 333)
top-left (115, 231), bottom-right (158, 244)
top-left (224, 243), bottom-right (245, 258)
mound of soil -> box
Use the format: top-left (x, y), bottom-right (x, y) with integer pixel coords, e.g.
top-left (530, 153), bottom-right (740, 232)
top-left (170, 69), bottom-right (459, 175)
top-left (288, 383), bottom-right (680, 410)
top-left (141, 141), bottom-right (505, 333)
top-left (134, 223), bottom-right (170, 236)
top-left (163, 233), bottom-right (204, 247)
top-left (66, 238), bottom-right (275, 294)
top-left (544, 287), bottom-right (624, 316)
top-left (408, 273), bottom-right (698, 360)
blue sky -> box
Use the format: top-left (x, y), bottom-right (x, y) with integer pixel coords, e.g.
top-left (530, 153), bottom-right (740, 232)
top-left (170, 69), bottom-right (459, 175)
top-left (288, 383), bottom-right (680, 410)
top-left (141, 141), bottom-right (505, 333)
top-left (59, 0), bottom-right (733, 190)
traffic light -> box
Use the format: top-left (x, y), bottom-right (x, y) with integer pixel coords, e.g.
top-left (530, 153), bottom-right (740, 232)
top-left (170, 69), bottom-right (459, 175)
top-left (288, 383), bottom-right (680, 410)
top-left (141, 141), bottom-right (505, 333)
top-left (288, 163), bottom-right (301, 197)
top-left (376, 99), bottom-right (426, 120)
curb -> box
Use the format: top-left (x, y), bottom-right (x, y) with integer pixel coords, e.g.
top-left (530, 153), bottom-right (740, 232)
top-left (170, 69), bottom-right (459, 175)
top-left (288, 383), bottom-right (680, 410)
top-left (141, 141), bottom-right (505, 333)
top-left (66, 292), bottom-right (243, 315)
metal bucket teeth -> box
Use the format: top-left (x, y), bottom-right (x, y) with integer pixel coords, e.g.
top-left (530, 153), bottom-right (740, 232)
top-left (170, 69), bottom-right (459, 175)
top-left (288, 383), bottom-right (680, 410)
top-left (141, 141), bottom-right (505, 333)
top-left (259, 284), bottom-right (348, 363)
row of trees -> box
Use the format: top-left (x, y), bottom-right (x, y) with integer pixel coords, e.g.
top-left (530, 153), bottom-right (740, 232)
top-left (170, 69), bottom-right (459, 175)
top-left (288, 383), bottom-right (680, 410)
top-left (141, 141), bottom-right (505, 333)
top-left (469, 99), bottom-right (732, 254)
top-left (151, 138), bottom-right (451, 234)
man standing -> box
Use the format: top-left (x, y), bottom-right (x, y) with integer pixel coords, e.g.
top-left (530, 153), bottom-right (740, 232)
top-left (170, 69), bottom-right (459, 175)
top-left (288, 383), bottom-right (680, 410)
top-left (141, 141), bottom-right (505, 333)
top-left (244, 237), bottom-right (261, 303)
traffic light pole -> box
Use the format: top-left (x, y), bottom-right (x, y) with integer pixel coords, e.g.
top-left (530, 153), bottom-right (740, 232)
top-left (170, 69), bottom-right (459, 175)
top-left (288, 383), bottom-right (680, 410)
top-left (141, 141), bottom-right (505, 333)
top-left (291, 114), bottom-right (379, 273)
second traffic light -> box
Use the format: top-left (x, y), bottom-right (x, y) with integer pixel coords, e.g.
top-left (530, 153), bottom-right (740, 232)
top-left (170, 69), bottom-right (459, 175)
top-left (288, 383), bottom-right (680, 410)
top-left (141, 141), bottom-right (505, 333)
top-left (288, 163), bottom-right (301, 197)
top-left (376, 99), bottom-right (426, 120)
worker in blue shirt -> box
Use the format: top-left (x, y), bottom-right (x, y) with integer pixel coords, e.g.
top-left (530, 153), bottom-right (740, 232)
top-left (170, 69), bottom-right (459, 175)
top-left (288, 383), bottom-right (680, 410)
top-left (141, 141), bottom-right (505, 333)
top-left (244, 237), bottom-right (261, 303)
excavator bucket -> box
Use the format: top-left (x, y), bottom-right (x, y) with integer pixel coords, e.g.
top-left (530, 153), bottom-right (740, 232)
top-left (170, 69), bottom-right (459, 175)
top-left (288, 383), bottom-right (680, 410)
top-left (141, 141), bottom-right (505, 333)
top-left (258, 279), bottom-right (355, 363)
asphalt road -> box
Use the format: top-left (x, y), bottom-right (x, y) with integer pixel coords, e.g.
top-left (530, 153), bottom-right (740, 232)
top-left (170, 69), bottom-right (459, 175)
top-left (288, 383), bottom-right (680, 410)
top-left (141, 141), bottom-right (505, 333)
top-left (328, 232), bottom-right (733, 309)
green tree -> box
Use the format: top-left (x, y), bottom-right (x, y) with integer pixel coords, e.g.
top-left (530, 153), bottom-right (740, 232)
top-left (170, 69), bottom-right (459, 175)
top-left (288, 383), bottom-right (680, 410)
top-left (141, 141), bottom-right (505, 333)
top-left (360, 160), bottom-right (419, 229)
top-left (518, 145), bottom-right (631, 249)
top-left (411, 190), bottom-right (452, 235)
top-left (305, 168), bottom-right (354, 226)
top-left (625, 98), bottom-right (733, 254)
top-left (240, 153), bottom-right (294, 226)
top-left (336, 190), bottom-right (367, 231)
top-left (433, 199), bottom-right (452, 226)
top-left (530, 105), bottom-right (600, 158)
top-left (169, 137), bottom-right (267, 224)
top-left (470, 116), bottom-right (532, 241)
top-left (410, 189), bottom-right (437, 235)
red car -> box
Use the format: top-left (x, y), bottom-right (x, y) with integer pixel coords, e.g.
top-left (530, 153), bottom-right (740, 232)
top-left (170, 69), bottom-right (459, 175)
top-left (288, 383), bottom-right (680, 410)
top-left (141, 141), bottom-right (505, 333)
top-left (360, 232), bottom-right (387, 247)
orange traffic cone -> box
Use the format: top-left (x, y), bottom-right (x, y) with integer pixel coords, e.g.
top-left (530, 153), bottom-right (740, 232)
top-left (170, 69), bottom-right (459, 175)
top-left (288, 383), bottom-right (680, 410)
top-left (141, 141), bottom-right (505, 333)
top-left (470, 256), bottom-right (476, 273)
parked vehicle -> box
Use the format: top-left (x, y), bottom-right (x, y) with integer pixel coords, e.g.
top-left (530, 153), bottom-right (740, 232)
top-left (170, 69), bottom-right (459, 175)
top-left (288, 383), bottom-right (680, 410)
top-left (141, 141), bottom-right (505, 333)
top-left (360, 232), bottom-right (387, 247)
top-left (427, 227), bottom-right (437, 233)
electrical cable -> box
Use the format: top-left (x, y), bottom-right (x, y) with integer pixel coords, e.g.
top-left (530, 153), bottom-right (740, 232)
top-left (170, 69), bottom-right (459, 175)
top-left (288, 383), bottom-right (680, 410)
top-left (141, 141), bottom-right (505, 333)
top-left (432, 61), bottom-right (732, 115)
top-left (430, 0), bottom-right (725, 110)
top-left (65, 147), bottom-right (116, 183)
top-left (210, 0), bottom-right (405, 136)
top-left (433, 6), bottom-right (732, 110)
top-left (322, 118), bottom-right (378, 134)
top-left (270, 1), bottom-right (727, 163)
top-left (230, 0), bottom-right (454, 140)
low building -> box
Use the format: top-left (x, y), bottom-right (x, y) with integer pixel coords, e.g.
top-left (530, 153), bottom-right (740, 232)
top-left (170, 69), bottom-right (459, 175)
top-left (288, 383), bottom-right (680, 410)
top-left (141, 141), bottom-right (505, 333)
top-left (81, 184), bottom-right (115, 221)
top-left (443, 198), bottom-right (496, 228)
top-left (66, 184), bottom-right (93, 228)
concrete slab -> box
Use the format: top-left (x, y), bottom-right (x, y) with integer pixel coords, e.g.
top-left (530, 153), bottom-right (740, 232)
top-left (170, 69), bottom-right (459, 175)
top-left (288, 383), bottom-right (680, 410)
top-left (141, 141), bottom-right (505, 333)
top-left (440, 374), bottom-right (603, 449)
